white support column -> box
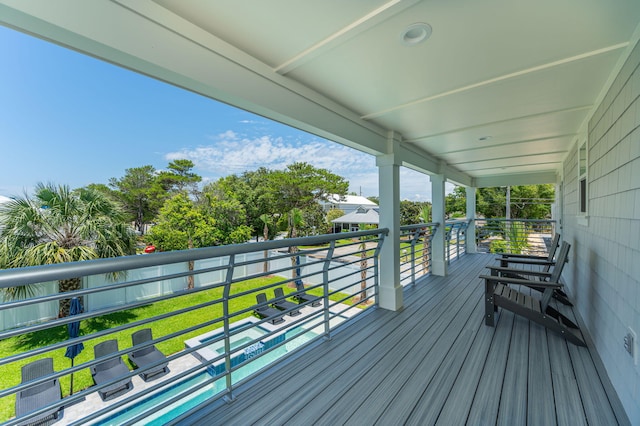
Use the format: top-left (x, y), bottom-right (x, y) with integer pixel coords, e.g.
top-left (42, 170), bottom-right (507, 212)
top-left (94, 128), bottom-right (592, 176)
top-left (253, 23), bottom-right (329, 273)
top-left (466, 186), bottom-right (477, 254)
top-left (376, 153), bottom-right (403, 311)
top-left (431, 174), bottom-right (447, 276)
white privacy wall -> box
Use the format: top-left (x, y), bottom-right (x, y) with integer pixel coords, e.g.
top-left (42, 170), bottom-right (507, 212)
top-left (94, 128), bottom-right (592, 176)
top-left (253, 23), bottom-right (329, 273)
top-left (562, 37), bottom-right (640, 423)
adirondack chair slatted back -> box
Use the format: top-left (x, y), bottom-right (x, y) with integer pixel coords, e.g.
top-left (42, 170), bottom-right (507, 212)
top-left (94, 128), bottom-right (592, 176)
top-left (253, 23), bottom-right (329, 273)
top-left (542, 233), bottom-right (561, 273)
top-left (540, 242), bottom-right (570, 310)
top-left (549, 242), bottom-right (570, 282)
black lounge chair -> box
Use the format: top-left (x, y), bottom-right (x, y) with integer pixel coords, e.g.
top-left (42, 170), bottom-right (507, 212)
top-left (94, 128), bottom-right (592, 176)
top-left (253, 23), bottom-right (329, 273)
top-left (15, 358), bottom-right (62, 425)
top-left (481, 242), bottom-right (586, 346)
top-left (272, 288), bottom-right (301, 316)
top-left (254, 293), bottom-right (285, 324)
top-left (91, 339), bottom-right (133, 401)
top-left (128, 328), bottom-right (170, 382)
top-left (492, 241), bottom-right (573, 306)
top-left (292, 282), bottom-right (321, 307)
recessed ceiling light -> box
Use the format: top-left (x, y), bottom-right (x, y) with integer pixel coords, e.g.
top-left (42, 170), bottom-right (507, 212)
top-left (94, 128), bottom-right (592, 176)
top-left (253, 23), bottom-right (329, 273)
top-left (478, 136), bottom-right (492, 141)
top-left (400, 23), bottom-right (432, 46)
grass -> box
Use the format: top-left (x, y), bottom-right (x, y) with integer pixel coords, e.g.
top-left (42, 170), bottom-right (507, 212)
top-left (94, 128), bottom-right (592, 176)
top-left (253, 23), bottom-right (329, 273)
top-left (0, 277), bottom-right (357, 422)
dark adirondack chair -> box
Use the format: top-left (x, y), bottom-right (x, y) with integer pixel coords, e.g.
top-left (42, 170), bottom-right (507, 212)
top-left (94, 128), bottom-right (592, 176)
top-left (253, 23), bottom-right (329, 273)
top-left (91, 339), bottom-right (133, 401)
top-left (15, 358), bottom-right (62, 425)
top-left (481, 242), bottom-right (586, 346)
top-left (272, 288), bottom-right (301, 316)
top-left (128, 328), bottom-right (170, 382)
top-left (254, 293), bottom-right (285, 324)
top-left (292, 282), bottom-right (321, 307)
top-left (497, 232), bottom-right (560, 265)
top-left (492, 240), bottom-right (572, 306)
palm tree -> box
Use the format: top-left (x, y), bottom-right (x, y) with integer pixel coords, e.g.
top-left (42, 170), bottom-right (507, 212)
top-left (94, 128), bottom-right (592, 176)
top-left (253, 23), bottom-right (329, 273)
top-left (0, 183), bottom-right (136, 316)
top-left (259, 213), bottom-right (272, 273)
top-left (356, 224), bottom-right (376, 303)
top-left (286, 208), bottom-right (304, 288)
top-left (418, 204), bottom-right (432, 274)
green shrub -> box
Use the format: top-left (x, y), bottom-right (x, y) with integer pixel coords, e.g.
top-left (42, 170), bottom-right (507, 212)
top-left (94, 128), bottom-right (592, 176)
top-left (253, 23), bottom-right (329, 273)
top-left (490, 238), bottom-right (507, 253)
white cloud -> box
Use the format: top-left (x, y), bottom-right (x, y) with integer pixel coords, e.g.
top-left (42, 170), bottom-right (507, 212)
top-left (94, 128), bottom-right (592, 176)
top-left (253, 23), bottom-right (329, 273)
top-left (167, 132), bottom-right (373, 180)
top-left (166, 132), bottom-right (453, 201)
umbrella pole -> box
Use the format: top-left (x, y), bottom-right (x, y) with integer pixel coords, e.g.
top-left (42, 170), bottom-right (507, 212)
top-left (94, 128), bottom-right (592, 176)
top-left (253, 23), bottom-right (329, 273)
top-left (70, 358), bottom-right (74, 396)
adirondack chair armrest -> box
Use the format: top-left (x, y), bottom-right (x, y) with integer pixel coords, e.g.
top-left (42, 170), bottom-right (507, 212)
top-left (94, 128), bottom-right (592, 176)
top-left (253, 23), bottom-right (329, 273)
top-left (486, 265), bottom-right (553, 279)
top-left (479, 274), bottom-right (563, 289)
top-left (495, 257), bottom-right (557, 266)
top-left (499, 253), bottom-right (548, 260)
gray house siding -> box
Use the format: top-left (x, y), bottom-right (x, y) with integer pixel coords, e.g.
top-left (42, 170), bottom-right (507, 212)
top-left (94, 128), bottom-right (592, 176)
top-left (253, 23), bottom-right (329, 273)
top-left (562, 37), bottom-right (640, 423)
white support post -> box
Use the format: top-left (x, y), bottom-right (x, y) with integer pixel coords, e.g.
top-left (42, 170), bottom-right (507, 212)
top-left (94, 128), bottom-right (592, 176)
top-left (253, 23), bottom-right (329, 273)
top-left (376, 153), bottom-right (403, 311)
top-left (431, 174), bottom-right (447, 276)
top-left (466, 186), bottom-right (477, 254)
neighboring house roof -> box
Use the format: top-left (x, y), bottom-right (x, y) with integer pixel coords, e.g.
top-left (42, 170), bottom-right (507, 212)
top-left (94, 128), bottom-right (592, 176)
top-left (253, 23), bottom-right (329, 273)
top-left (324, 194), bottom-right (377, 208)
top-left (331, 206), bottom-right (379, 224)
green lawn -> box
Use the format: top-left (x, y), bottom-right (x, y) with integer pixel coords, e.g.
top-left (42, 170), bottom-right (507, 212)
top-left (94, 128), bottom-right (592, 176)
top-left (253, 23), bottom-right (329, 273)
top-left (0, 277), bottom-right (356, 422)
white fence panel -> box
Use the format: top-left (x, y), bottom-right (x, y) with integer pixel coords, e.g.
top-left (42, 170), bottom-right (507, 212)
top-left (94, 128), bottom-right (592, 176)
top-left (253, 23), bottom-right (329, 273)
top-left (1, 281), bottom-right (57, 330)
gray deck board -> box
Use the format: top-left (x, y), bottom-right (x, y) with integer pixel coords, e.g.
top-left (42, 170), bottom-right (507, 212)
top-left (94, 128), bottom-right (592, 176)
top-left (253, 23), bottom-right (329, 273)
top-left (498, 314), bottom-right (530, 426)
top-left (179, 253), bottom-right (630, 426)
top-left (466, 310), bottom-right (515, 424)
top-left (528, 322), bottom-right (555, 425)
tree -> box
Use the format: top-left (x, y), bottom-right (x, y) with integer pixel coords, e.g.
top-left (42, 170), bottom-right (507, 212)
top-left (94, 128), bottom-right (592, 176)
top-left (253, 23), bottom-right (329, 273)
top-left (445, 186), bottom-right (466, 218)
top-left (147, 193), bottom-right (251, 251)
top-left (355, 224), bottom-right (376, 303)
top-left (418, 204), bottom-right (432, 273)
top-left (326, 208), bottom-right (345, 233)
top-left (259, 213), bottom-right (273, 273)
top-left (0, 183), bottom-right (136, 316)
top-left (271, 162), bottom-right (349, 215)
top-left (204, 168), bottom-right (277, 241)
top-left (109, 165), bottom-right (164, 234)
top-left (285, 208), bottom-right (304, 288)
top-left (475, 185), bottom-right (554, 219)
top-left (400, 200), bottom-right (431, 225)
top-left (146, 193), bottom-right (220, 289)
top-left (201, 196), bottom-right (252, 245)
top-left (298, 203), bottom-right (326, 237)
top-left (147, 193), bottom-right (220, 252)
top-left (156, 159), bottom-right (202, 196)
top-left (367, 196), bottom-right (379, 205)
top-left (507, 184), bottom-right (554, 219)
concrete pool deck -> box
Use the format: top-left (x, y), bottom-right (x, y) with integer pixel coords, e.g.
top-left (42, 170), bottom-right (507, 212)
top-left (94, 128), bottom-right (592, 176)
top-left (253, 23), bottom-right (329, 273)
top-left (56, 301), bottom-right (360, 425)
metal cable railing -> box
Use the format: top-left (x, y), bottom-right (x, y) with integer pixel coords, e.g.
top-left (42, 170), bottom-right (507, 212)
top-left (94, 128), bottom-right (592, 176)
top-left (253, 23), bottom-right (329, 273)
top-left (473, 219), bottom-right (555, 256)
top-left (445, 220), bottom-right (469, 265)
top-left (0, 229), bottom-right (387, 426)
top-left (399, 223), bottom-right (439, 287)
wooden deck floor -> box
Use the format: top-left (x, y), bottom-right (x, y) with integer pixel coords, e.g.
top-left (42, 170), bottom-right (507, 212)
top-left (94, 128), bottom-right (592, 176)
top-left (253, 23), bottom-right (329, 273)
top-left (178, 254), bottom-right (629, 426)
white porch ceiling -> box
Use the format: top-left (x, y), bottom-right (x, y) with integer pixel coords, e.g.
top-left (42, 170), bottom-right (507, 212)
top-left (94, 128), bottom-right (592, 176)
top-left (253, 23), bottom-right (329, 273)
top-left (1, 0), bottom-right (639, 187)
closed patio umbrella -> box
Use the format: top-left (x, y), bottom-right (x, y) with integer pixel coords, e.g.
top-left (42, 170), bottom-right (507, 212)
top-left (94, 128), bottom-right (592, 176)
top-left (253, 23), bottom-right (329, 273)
top-left (64, 297), bottom-right (84, 395)
top-left (295, 255), bottom-right (303, 286)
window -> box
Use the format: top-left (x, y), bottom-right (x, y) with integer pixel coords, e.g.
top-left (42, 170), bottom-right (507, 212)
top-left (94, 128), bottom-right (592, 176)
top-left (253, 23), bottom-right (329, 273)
top-left (578, 140), bottom-right (588, 218)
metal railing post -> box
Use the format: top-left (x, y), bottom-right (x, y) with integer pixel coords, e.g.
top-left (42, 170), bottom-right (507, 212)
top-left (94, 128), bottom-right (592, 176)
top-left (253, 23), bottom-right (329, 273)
top-left (410, 228), bottom-right (420, 286)
top-left (222, 254), bottom-right (236, 402)
top-left (373, 232), bottom-right (385, 305)
top-left (323, 240), bottom-right (335, 340)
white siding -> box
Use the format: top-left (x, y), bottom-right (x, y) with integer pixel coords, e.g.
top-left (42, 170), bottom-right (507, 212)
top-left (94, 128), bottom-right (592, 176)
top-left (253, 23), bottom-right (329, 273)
top-left (562, 37), bottom-right (640, 423)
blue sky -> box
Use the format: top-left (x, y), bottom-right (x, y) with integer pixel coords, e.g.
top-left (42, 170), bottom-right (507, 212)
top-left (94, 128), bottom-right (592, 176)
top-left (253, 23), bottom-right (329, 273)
top-left (0, 26), bottom-right (441, 201)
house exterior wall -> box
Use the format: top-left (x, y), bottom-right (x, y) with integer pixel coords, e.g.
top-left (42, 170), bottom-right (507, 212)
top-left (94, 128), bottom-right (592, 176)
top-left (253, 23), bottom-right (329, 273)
top-left (562, 37), bottom-right (640, 423)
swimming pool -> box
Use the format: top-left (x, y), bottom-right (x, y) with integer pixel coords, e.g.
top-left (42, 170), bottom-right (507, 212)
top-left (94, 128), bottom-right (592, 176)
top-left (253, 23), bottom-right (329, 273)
top-left (96, 325), bottom-right (318, 425)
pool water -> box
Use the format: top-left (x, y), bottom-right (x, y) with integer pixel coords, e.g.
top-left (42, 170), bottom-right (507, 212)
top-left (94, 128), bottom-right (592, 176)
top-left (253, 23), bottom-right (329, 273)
top-left (96, 326), bottom-right (318, 425)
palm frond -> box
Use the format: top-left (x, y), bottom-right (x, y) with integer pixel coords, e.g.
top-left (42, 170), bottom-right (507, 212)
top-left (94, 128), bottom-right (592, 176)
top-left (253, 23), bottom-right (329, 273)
top-left (1, 283), bottom-right (41, 302)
